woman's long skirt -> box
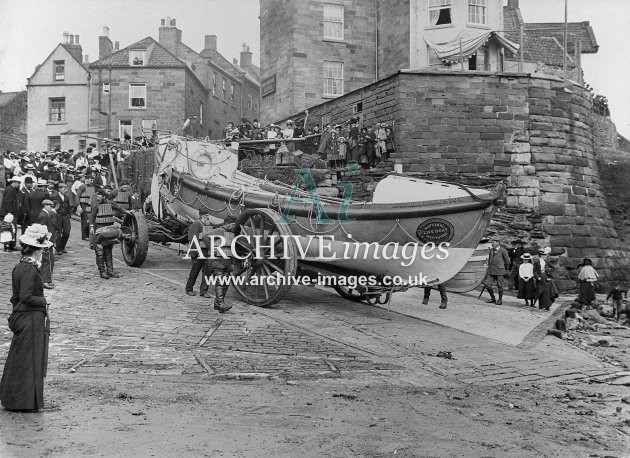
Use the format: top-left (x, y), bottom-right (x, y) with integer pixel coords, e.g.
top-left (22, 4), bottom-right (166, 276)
top-left (535, 274), bottom-right (558, 310)
top-left (0, 311), bottom-right (48, 410)
top-left (578, 280), bottom-right (596, 304)
top-left (517, 278), bottom-right (536, 300)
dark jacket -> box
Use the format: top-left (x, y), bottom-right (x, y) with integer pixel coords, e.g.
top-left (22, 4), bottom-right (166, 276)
top-left (28, 189), bottom-right (50, 223)
top-left (487, 246), bottom-right (510, 276)
top-left (0, 184), bottom-right (20, 217)
top-left (37, 209), bottom-right (60, 243)
top-left (52, 191), bottom-right (72, 215)
top-left (18, 189), bottom-right (31, 222)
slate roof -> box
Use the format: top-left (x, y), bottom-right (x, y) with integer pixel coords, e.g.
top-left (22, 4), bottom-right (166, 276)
top-left (200, 48), bottom-right (243, 81)
top-left (503, 5), bottom-right (598, 68)
top-left (91, 37), bottom-right (186, 68)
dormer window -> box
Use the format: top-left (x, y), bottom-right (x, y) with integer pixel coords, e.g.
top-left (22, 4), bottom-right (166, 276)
top-left (130, 50), bottom-right (146, 66)
top-left (428, 0), bottom-right (452, 26)
top-left (54, 60), bottom-right (65, 81)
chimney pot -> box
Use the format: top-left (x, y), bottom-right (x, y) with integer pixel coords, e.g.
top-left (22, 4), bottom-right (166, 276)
top-left (171, 18), bottom-right (176, 26)
top-left (240, 42), bottom-right (253, 68)
top-left (204, 35), bottom-right (217, 51)
top-left (102, 26), bottom-right (109, 37)
top-left (166, 16), bottom-right (171, 26)
top-left (84, 55), bottom-right (89, 63)
top-left (75, 34), bottom-right (79, 44)
top-left (115, 41), bottom-right (119, 50)
top-left (63, 31), bottom-right (69, 43)
top-left (69, 34), bottom-right (74, 44)
top-left (161, 18), bottom-right (165, 26)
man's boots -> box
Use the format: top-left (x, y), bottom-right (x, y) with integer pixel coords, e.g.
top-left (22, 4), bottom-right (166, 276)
top-left (496, 287), bottom-right (503, 306)
top-left (104, 246), bottom-right (121, 278)
top-left (213, 284), bottom-right (232, 313)
top-left (95, 245), bottom-right (109, 279)
top-left (485, 286), bottom-right (496, 304)
top-left (438, 284), bottom-right (448, 309)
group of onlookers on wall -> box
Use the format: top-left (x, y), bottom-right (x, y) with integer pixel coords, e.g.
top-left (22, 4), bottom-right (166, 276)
top-left (224, 116), bottom-right (395, 169)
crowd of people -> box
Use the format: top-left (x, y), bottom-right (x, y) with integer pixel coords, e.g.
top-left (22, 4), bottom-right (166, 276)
top-left (223, 116), bottom-right (395, 169)
top-left (0, 144), bottom-right (143, 286)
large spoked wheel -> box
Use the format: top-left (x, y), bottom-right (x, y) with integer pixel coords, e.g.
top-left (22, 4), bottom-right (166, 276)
top-left (120, 211), bottom-right (149, 266)
top-left (333, 284), bottom-right (368, 302)
top-left (232, 208), bottom-right (297, 307)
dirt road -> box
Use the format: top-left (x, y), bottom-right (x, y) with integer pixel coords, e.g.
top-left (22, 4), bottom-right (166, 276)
top-left (0, 223), bottom-right (628, 456)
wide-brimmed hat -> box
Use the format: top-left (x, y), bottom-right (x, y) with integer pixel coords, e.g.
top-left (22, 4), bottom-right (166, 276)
top-left (19, 224), bottom-right (53, 248)
top-left (37, 179), bottom-right (48, 186)
top-left (9, 176), bottom-right (21, 183)
top-left (538, 247), bottom-right (551, 255)
top-left (521, 253), bottom-right (532, 261)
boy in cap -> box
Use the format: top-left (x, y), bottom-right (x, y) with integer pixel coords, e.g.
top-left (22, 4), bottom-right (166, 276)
top-left (37, 199), bottom-right (58, 288)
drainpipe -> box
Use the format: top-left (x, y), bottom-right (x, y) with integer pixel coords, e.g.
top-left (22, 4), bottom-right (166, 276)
top-left (87, 72), bottom-right (92, 133)
top-left (375, 0), bottom-right (379, 80)
top-left (108, 67), bottom-right (112, 140)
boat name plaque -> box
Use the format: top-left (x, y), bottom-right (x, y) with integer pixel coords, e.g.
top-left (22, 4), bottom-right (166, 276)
top-left (415, 218), bottom-right (454, 244)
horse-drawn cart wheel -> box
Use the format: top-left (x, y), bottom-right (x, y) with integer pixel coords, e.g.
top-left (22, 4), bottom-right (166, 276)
top-left (232, 208), bottom-right (297, 307)
top-left (333, 285), bottom-right (368, 302)
top-left (120, 211), bottom-right (149, 267)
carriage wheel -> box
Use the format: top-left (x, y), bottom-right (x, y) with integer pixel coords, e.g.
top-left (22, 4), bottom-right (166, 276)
top-left (120, 211), bottom-right (149, 267)
top-left (232, 208), bottom-right (297, 307)
top-left (333, 284), bottom-right (368, 302)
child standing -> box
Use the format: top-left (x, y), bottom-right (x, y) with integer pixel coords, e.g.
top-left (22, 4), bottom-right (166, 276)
top-left (1, 213), bottom-right (17, 251)
top-left (606, 284), bottom-right (628, 321)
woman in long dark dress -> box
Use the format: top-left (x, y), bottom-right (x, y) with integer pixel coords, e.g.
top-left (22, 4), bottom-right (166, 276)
top-left (0, 223), bottom-right (52, 411)
top-left (533, 247), bottom-right (558, 310)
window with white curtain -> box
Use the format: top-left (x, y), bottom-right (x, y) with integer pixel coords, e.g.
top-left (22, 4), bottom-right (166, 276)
top-left (323, 3), bottom-right (344, 40)
top-left (323, 61), bottom-right (343, 96)
top-left (129, 83), bottom-right (146, 108)
top-left (428, 0), bottom-right (452, 26)
top-left (468, 0), bottom-right (487, 25)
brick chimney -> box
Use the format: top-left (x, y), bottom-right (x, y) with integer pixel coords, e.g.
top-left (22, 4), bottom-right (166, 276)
top-left (99, 26), bottom-right (113, 60)
top-left (64, 32), bottom-right (83, 63)
top-left (204, 35), bottom-right (217, 52)
top-left (507, 0), bottom-right (519, 8)
top-left (159, 17), bottom-right (181, 56)
top-left (240, 43), bottom-right (252, 68)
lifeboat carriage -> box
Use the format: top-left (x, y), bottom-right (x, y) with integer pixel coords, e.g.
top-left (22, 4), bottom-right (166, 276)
top-left (118, 133), bottom-right (505, 307)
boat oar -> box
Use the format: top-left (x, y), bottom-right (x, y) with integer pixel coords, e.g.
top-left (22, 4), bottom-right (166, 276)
top-left (477, 284), bottom-right (486, 300)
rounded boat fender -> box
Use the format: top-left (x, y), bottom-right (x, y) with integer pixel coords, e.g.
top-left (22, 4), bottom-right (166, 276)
top-left (189, 147), bottom-right (217, 181)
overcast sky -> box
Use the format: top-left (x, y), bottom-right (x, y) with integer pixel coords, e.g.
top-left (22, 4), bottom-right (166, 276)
top-left (0, 0), bottom-right (628, 137)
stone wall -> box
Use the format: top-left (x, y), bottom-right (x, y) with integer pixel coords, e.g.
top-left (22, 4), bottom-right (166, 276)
top-left (593, 113), bottom-right (618, 149)
top-left (279, 69), bottom-right (627, 286)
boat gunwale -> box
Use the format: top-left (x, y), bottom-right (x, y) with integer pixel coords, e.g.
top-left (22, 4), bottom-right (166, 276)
top-left (169, 169), bottom-right (497, 220)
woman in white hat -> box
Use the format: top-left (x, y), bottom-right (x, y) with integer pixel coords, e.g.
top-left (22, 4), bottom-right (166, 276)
top-left (517, 252), bottom-right (536, 307)
top-left (0, 224), bottom-right (52, 411)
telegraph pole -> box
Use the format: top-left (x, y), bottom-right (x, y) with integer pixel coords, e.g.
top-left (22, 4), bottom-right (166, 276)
top-left (563, 0), bottom-right (568, 79)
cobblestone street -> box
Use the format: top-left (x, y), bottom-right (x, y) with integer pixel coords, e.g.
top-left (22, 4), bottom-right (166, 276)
top-left (0, 220), bottom-right (629, 456)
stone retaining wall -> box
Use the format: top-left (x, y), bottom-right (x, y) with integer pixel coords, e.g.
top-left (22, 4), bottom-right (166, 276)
top-left (276, 70), bottom-right (627, 285)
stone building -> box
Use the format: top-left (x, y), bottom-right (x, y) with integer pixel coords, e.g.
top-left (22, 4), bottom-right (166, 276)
top-left (0, 91), bottom-right (27, 153)
top-left (89, 20), bottom-right (260, 141)
top-left (503, 0), bottom-right (599, 80)
top-left (90, 26), bottom-right (209, 141)
top-left (260, 0), bottom-right (517, 122)
top-left (26, 32), bottom-right (93, 152)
